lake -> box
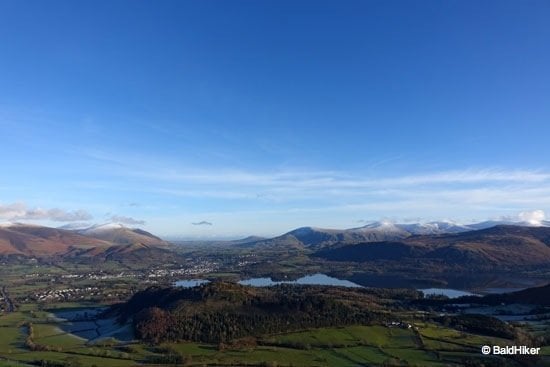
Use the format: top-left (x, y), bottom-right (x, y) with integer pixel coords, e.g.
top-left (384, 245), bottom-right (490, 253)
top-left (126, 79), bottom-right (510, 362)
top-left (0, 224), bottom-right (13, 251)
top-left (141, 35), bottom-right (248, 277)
top-left (239, 273), bottom-right (363, 287)
top-left (419, 286), bottom-right (536, 298)
top-left (419, 288), bottom-right (477, 298)
top-left (174, 273), bottom-right (522, 299)
top-left (175, 273), bottom-right (363, 288)
top-left (174, 279), bottom-right (211, 288)
top-left (480, 287), bottom-right (525, 294)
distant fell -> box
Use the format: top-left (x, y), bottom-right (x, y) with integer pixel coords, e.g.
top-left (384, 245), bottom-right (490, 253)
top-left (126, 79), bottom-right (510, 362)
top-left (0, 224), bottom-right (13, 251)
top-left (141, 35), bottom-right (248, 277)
top-left (0, 223), bottom-right (172, 261)
top-left (0, 223), bottom-right (110, 256)
top-left (78, 223), bottom-right (170, 247)
top-left (314, 225), bottom-right (550, 267)
top-left (243, 220), bottom-right (550, 250)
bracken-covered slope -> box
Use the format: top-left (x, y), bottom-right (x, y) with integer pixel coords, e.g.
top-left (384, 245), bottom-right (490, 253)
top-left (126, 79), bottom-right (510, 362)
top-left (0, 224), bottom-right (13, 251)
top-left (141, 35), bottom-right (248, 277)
top-left (0, 223), bottom-right (111, 256)
top-left (0, 223), bottom-right (172, 260)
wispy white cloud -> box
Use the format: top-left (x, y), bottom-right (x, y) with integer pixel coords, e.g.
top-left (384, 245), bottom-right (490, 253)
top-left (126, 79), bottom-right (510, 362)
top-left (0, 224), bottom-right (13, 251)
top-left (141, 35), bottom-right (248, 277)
top-left (109, 215), bottom-right (146, 225)
top-left (0, 202), bottom-right (93, 222)
top-left (518, 210), bottom-right (546, 225)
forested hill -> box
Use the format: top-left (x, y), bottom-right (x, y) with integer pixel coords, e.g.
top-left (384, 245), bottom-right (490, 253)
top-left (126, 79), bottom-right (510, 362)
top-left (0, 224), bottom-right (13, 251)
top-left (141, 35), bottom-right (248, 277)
top-left (114, 282), bottom-right (419, 344)
top-left (481, 283), bottom-right (550, 306)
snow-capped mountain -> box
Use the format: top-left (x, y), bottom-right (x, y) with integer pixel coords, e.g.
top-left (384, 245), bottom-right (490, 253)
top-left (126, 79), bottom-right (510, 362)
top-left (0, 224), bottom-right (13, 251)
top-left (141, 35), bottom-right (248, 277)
top-left (397, 221), bottom-right (473, 234)
top-left (78, 222), bottom-right (128, 235)
top-left (75, 222), bottom-right (170, 247)
top-left (354, 219), bottom-right (549, 236)
top-left (347, 220), bottom-right (471, 237)
top-left (245, 218), bottom-right (550, 249)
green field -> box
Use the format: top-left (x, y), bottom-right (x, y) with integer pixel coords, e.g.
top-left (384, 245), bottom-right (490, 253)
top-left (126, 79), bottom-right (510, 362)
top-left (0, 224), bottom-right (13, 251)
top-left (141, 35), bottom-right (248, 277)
top-left (264, 325), bottom-right (417, 348)
top-left (1, 306), bottom-right (549, 367)
top-left (32, 323), bottom-right (85, 348)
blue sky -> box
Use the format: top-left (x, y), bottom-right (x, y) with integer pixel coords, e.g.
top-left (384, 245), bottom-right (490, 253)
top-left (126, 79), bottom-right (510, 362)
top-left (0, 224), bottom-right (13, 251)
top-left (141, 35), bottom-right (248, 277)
top-left (1, 1), bottom-right (550, 238)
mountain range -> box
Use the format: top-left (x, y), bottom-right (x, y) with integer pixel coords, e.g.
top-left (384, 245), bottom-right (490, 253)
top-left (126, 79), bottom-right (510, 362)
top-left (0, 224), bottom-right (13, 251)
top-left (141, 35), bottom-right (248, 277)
top-left (314, 225), bottom-right (550, 267)
top-left (0, 222), bottom-right (170, 259)
top-left (240, 219), bottom-right (550, 249)
top-left (1, 219), bottom-right (550, 269)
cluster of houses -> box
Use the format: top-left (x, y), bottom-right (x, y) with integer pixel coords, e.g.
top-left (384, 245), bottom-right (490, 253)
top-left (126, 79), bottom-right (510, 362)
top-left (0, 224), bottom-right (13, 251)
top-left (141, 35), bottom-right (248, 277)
top-left (70, 272), bottom-right (138, 280)
top-left (33, 287), bottom-right (100, 302)
top-left (146, 262), bottom-right (218, 278)
top-left (385, 321), bottom-right (414, 329)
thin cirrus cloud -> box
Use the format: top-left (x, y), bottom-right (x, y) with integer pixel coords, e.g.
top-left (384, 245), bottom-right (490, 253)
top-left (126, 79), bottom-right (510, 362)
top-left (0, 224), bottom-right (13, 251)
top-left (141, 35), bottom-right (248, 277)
top-left (80, 148), bottom-right (550, 192)
top-left (135, 168), bottom-right (550, 204)
top-left (62, 154), bottom-right (550, 229)
top-left (73, 162), bottom-right (550, 213)
top-left (129, 167), bottom-right (550, 186)
top-left (0, 202), bottom-right (92, 222)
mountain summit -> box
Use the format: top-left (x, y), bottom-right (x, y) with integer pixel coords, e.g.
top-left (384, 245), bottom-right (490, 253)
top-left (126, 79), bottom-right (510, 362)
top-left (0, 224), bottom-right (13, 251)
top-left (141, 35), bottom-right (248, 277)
top-left (77, 223), bottom-right (170, 247)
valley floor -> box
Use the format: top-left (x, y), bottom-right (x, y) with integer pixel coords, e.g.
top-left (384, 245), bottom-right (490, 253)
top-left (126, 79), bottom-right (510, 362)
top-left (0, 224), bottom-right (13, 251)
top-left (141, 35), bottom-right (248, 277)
top-left (1, 254), bottom-right (549, 367)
